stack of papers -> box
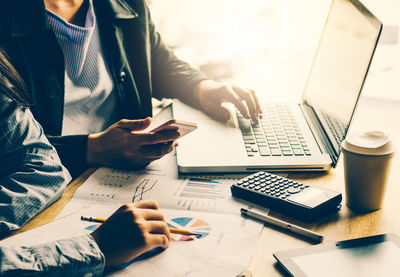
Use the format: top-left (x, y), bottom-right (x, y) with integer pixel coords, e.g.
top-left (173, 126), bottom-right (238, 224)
top-left (3, 153), bottom-right (265, 276)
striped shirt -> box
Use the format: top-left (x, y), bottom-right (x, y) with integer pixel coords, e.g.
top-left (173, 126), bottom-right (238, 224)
top-left (0, 93), bottom-right (105, 276)
top-left (47, 0), bottom-right (119, 135)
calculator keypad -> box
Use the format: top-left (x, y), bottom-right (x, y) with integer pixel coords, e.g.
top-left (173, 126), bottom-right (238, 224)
top-left (236, 171), bottom-right (309, 200)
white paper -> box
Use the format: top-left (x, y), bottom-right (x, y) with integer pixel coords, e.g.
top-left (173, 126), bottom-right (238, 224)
top-left (51, 148), bottom-right (268, 275)
top-left (110, 245), bottom-right (244, 277)
top-left (161, 208), bottom-right (261, 266)
top-left (58, 165), bottom-right (254, 218)
top-left (1, 206), bottom-right (256, 277)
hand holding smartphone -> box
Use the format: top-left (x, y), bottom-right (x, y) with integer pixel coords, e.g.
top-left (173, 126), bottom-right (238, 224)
top-left (150, 119), bottom-right (197, 139)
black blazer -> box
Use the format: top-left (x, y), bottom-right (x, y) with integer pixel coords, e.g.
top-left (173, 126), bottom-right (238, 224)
top-left (0, 0), bottom-right (207, 177)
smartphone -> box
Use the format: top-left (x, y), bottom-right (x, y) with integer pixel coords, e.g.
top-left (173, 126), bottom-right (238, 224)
top-left (150, 119), bottom-right (197, 139)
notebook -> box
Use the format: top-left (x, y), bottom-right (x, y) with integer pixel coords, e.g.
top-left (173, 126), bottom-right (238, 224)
top-left (173, 0), bottom-right (382, 173)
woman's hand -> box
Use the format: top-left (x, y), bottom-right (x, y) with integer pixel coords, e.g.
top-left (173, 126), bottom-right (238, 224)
top-left (91, 201), bottom-right (170, 268)
top-left (195, 80), bottom-right (261, 122)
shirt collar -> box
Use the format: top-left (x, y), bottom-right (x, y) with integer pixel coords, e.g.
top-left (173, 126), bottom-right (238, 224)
top-left (11, 0), bottom-right (138, 37)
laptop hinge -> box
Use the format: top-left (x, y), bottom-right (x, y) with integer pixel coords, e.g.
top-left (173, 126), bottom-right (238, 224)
top-left (299, 103), bottom-right (339, 168)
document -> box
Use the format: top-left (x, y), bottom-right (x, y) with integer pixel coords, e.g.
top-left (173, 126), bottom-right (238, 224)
top-left (1, 206), bottom-right (257, 276)
top-left (59, 165), bottom-right (251, 218)
top-left (50, 152), bottom-right (269, 276)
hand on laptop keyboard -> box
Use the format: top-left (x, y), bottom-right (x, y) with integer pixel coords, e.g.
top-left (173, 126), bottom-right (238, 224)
top-left (195, 80), bottom-right (261, 122)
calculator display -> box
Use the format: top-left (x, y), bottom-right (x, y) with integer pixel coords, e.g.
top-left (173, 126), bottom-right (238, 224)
top-left (287, 188), bottom-right (330, 208)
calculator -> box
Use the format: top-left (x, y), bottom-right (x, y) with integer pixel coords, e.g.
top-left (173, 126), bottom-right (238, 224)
top-left (231, 171), bottom-right (342, 221)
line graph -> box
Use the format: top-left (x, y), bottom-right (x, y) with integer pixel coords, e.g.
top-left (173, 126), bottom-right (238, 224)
top-left (132, 179), bottom-right (158, 202)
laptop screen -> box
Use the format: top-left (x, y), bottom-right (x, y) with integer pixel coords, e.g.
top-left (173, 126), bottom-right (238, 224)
top-left (302, 0), bottom-right (381, 154)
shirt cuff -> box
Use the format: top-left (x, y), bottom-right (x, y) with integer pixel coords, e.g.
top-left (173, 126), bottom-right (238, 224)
top-left (34, 234), bottom-right (105, 277)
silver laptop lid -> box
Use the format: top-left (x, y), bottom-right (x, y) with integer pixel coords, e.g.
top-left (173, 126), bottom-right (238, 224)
top-left (301, 0), bottom-right (382, 164)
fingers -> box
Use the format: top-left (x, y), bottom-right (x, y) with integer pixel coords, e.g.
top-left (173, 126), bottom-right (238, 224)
top-left (117, 201), bottom-right (166, 222)
top-left (139, 142), bottom-right (175, 159)
top-left (117, 118), bottom-right (152, 131)
top-left (145, 218), bottom-right (170, 249)
top-left (147, 221), bottom-right (171, 241)
top-left (147, 233), bottom-right (170, 249)
top-left (233, 86), bottom-right (261, 121)
top-left (251, 90), bottom-right (262, 114)
top-left (133, 200), bottom-right (159, 210)
top-left (221, 87), bottom-right (251, 119)
top-left (125, 203), bottom-right (171, 248)
top-left (197, 80), bottom-right (260, 122)
top-left (137, 208), bottom-right (165, 221)
top-left (136, 130), bottom-right (180, 145)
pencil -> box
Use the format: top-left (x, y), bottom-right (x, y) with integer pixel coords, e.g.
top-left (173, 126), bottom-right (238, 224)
top-left (168, 228), bottom-right (200, 236)
top-left (81, 216), bottom-right (105, 223)
top-left (81, 216), bottom-right (200, 236)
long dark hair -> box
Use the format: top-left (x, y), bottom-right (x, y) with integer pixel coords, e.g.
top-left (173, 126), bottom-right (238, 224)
top-left (0, 49), bottom-right (30, 106)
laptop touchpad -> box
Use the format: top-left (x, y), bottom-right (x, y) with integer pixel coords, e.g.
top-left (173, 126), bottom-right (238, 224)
top-left (173, 100), bottom-right (245, 163)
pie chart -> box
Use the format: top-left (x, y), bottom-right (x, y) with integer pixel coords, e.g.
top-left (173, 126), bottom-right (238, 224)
top-left (84, 224), bottom-right (100, 234)
top-left (167, 217), bottom-right (211, 241)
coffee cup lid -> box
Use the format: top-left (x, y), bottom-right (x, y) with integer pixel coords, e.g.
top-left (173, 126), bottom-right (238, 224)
top-left (341, 130), bottom-right (395, 156)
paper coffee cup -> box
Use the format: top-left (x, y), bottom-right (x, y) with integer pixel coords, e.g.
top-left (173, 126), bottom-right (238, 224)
top-left (341, 130), bottom-right (395, 212)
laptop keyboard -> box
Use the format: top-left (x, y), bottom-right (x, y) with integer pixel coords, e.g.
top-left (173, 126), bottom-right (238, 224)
top-left (237, 104), bottom-right (311, 157)
top-left (320, 111), bottom-right (346, 148)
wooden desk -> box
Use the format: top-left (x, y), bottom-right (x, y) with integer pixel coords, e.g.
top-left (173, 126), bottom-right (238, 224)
top-left (250, 97), bottom-right (400, 276)
top-left (17, 97), bottom-right (400, 276)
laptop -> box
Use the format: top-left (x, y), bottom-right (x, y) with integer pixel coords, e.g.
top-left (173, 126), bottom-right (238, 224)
top-left (173, 0), bottom-right (382, 174)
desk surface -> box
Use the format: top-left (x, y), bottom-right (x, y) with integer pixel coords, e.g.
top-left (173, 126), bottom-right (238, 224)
top-left (11, 2), bottom-right (400, 275)
top-left (251, 97), bottom-right (400, 276)
top-left (16, 97), bottom-right (400, 276)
